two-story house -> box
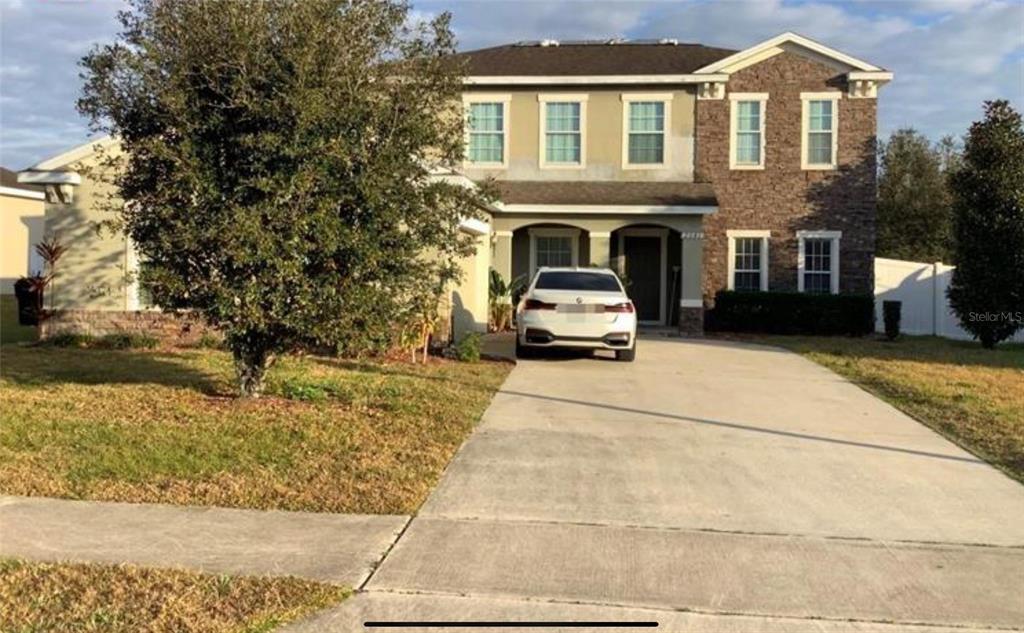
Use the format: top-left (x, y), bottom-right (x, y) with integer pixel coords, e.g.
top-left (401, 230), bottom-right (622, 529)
top-left (456, 32), bottom-right (891, 333)
top-left (16, 32), bottom-right (890, 342)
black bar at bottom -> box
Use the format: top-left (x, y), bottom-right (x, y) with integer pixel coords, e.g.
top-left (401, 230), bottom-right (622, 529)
top-left (364, 623), bottom-right (658, 629)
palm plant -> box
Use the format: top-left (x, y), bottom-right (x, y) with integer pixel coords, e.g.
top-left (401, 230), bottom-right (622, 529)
top-left (488, 269), bottom-right (525, 332)
top-left (34, 235), bottom-right (69, 312)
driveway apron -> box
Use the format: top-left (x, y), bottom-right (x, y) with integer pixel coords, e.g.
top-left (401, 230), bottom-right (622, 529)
top-left (287, 337), bottom-right (1024, 631)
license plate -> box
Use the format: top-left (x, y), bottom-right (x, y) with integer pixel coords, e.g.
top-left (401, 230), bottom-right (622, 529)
top-left (557, 304), bottom-right (603, 314)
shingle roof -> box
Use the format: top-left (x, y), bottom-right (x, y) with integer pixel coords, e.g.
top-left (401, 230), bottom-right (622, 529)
top-left (453, 41), bottom-right (736, 76)
top-left (494, 181), bottom-right (717, 207)
top-left (0, 167), bottom-right (43, 193)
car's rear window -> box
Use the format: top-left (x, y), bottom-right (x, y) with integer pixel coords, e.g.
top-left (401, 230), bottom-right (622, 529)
top-left (535, 271), bottom-right (621, 292)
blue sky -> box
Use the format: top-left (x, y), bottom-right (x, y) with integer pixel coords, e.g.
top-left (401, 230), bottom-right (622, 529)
top-left (1, 0), bottom-right (1021, 169)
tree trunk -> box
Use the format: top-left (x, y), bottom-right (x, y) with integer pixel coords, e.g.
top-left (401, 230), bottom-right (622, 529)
top-left (980, 332), bottom-right (997, 349)
top-left (233, 344), bottom-right (273, 398)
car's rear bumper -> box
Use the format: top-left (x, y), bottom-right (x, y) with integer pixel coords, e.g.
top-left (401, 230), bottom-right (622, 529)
top-left (519, 328), bottom-right (633, 349)
top-left (516, 308), bottom-right (636, 350)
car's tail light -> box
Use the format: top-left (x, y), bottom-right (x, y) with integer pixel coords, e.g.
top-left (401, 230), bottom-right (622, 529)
top-left (604, 302), bottom-right (635, 313)
top-left (523, 298), bottom-right (557, 310)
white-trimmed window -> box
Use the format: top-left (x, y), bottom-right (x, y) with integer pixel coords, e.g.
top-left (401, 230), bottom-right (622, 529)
top-left (529, 228), bottom-right (579, 275)
top-left (729, 93), bottom-right (768, 169)
top-left (797, 230), bottom-right (841, 294)
top-left (465, 95), bottom-right (510, 167)
top-left (621, 94), bottom-right (672, 168)
top-left (539, 94), bottom-right (587, 168)
top-left (801, 93), bottom-right (840, 170)
top-left (125, 239), bottom-right (157, 311)
top-left (727, 230), bottom-right (770, 291)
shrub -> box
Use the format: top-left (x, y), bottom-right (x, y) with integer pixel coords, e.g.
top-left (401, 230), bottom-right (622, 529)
top-left (43, 331), bottom-right (159, 349)
top-left (707, 291), bottom-right (874, 336)
top-left (882, 300), bottom-right (902, 340)
top-left (95, 333), bottom-right (159, 350)
top-left (455, 333), bottom-right (481, 363)
top-left (45, 332), bottom-right (96, 348)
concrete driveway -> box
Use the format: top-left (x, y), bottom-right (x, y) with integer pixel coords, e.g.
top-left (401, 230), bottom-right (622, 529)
top-left (288, 337), bottom-right (1024, 632)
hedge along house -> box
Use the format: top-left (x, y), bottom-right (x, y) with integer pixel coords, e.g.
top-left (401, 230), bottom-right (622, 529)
top-left (19, 32), bottom-right (889, 341)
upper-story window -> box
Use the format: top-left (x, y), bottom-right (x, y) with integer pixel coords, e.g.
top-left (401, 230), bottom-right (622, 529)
top-left (465, 94), bottom-right (510, 167)
top-left (621, 93), bottom-right (672, 169)
top-left (801, 93), bottom-right (840, 170)
top-left (539, 94), bottom-right (587, 168)
top-left (729, 93), bottom-right (768, 170)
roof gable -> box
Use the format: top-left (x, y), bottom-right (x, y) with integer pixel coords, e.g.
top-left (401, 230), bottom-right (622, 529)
top-left (693, 32), bottom-right (884, 75)
top-left (27, 136), bottom-right (116, 171)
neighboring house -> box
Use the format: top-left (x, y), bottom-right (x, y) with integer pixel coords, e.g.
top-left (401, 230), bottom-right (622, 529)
top-left (19, 31), bottom-right (890, 340)
top-left (1, 167), bottom-right (45, 294)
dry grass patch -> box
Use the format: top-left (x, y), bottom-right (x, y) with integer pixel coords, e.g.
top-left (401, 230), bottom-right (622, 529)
top-left (0, 558), bottom-right (347, 633)
top-left (746, 335), bottom-right (1024, 482)
top-left (0, 346), bottom-right (510, 513)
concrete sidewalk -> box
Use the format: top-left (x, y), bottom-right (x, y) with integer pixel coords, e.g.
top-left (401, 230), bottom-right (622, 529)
top-left (288, 337), bottom-right (1024, 631)
top-left (0, 495), bottom-right (408, 586)
top-left (285, 592), bottom-right (1010, 633)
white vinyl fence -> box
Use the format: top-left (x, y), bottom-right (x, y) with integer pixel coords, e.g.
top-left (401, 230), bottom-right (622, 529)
top-left (874, 257), bottom-right (1024, 342)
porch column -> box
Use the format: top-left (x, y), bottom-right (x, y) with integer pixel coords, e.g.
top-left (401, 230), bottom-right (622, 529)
top-left (680, 231), bottom-right (705, 334)
top-left (589, 232), bottom-right (611, 269)
top-left (493, 231), bottom-right (513, 301)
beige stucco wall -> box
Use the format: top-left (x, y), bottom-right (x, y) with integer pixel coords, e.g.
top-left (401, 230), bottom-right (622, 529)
top-left (462, 88), bottom-right (696, 182)
top-left (0, 193), bottom-right (45, 294)
top-left (40, 149), bottom-right (133, 311)
top-left (448, 230), bottom-right (491, 341)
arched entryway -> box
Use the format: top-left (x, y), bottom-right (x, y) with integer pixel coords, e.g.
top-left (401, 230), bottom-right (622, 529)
top-left (610, 224), bottom-right (682, 326)
top-left (509, 223), bottom-right (590, 282)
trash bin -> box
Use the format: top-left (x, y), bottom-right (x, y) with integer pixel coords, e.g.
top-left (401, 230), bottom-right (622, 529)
top-left (14, 277), bottom-right (44, 326)
top-left (882, 300), bottom-right (901, 341)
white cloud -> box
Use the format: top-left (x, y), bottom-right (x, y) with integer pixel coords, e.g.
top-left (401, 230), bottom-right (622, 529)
top-left (1, 0), bottom-right (1021, 168)
top-left (430, 0), bottom-right (1023, 140)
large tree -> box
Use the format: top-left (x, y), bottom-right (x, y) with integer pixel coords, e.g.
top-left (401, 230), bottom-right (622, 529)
top-left (876, 128), bottom-right (956, 263)
top-left (79, 0), bottom-right (488, 395)
top-left (947, 100), bottom-right (1024, 348)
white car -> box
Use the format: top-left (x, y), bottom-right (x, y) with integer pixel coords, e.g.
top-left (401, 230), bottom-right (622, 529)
top-left (515, 267), bottom-right (637, 362)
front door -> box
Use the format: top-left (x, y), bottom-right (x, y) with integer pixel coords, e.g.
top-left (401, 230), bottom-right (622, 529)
top-left (623, 235), bottom-right (662, 322)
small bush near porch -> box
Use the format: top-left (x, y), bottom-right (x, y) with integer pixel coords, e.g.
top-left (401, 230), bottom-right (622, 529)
top-left (0, 346), bottom-right (510, 514)
top-left (746, 335), bottom-right (1024, 482)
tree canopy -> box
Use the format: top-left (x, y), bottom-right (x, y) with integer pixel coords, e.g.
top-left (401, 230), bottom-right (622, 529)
top-left (947, 100), bottom-right (1024, 348)
top-left (78, 0), bottom-right (489, 394)
top-left (876, 128), bottom-right (957, 263)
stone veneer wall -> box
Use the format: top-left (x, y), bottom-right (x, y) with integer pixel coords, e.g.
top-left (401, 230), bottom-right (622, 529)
top-left (696, 51), bottom-right (878, 304)
top-left (40, 310), bottom-right (217, 346)
top-left (678, 307), bottom-right (704, 336)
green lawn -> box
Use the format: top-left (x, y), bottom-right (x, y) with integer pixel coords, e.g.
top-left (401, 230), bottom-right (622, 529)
top-left (746, 334), bottom-right (1024, 482)
top-left (0, 558), bottom-right (348, 633)
top-left (0, 346), bottom-right (510, 513)
top-left (0, 295), bottom-right (37, 345)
